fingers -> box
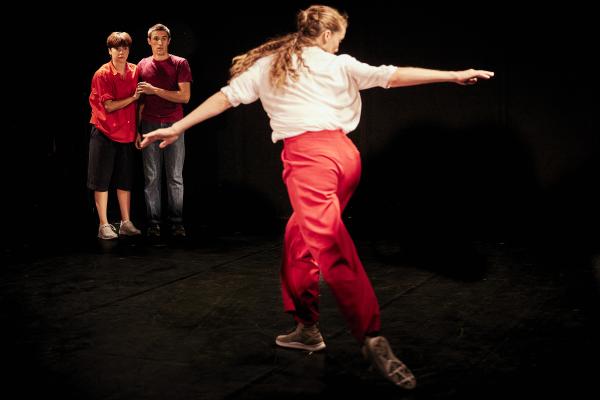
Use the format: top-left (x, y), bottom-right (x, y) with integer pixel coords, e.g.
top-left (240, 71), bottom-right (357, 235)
top-left (139, 127), bottom-right (178, 149)
top-left (137, 81), bottom-right (153, 95)
top-left (139, 133), bottom-right (158, 149)
top-left (477, 70), bottom-right (495, 80)
top-left (139, 133), bottom-right (173, 149)
top-left (460, 69), bottom-right (494, 85)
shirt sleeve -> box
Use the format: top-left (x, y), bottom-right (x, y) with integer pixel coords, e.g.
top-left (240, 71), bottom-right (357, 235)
top-left (94, 71), bottom-right (115, 103)
top-left (340, 54), bottom-right (397, 90)
top-left (177, 59), bottom-right (193, 83)
top-left (220, 63), bottom-right (261, 107)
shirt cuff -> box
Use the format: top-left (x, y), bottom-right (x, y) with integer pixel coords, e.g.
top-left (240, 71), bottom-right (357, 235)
top-left (220, 86), bottom-right (241, 107)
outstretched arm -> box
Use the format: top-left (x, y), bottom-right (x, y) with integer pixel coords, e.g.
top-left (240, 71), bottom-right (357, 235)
top-left (140, 91), bottom-right (232, 149)
top-left (388, 67), bottom-right (494, 87)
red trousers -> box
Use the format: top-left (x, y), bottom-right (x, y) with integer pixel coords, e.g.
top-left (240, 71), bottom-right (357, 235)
top-left (280, 130), bottom-right (381, 342)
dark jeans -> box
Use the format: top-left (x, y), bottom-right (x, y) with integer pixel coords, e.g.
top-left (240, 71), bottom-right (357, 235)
top-left (140, 120), bottom-right (185, 225)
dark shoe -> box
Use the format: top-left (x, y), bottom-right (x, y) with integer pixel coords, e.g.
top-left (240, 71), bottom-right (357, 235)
top-left (275, 323), bottom-right (326, 351)
top-left (171, 224), bottom-right (186, 238)
top-left (147, 224), bottom-right (161, 238)
top-left (362, 336), bottom-right (416, 389)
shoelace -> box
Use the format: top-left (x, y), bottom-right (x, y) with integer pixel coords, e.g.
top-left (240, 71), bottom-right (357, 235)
top-left (374, 340), bottom-right (413, 378)
top-left (387, 360), bottom-right (412, 379)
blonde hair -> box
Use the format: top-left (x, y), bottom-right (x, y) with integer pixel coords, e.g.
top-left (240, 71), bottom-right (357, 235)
top-left (229, 5), bottom-right (348, 88)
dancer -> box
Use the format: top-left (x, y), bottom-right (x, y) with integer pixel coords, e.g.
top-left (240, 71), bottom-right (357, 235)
top-left (141, 5), bottom-right (493, 389)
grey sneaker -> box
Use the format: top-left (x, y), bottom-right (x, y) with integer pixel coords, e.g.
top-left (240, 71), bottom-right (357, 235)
top-left (171, 224), bottom-right (186, 238)
top-left (275, 323), bottom-right (326, 351)
top-left (362, 336), bottom-right (416, 389)
top-left (119, 220), bottom-right (141, 236)
top-left (98, 223), bottom-right (118, 240)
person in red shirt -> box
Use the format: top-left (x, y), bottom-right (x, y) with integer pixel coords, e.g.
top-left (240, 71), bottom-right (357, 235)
top-left (88, 31), bottom-right (142, 240)
top-left (135, 24), bottom-right (192, 239)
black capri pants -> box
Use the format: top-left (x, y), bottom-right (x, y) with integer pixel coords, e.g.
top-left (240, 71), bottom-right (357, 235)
top-left (87, 126), bottom-right (134, 192)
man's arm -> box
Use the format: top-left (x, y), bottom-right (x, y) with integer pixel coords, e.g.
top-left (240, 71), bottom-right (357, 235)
top-left (137, 81), bottom-right (191, 103)
top-left (134, 103), bottom-right (145, 149)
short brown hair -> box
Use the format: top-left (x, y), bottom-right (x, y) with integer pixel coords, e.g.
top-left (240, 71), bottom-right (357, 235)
top-left (147, 24), bottom-right (171, 39)
top-left (106, 32), bottom-right (132, 48)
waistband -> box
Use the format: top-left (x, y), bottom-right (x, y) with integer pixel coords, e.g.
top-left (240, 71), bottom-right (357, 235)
top-left (283, 129), bottom-right (346, 144)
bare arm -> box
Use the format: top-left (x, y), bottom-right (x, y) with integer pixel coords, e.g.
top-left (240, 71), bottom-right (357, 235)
top-left (103, 90), bottom-right (140, 113)
top-left (134, 103), bottom-right (145, 150)
top-left (140, 91), bottom-right (232, 149)
top-left (137, 81), bottom-right (191, 104)
top-left (388, 67), bottom-right (494, 88)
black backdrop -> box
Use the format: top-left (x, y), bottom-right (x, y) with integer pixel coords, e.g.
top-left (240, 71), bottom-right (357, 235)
top-left (5, 1), bottom-right (597, 247)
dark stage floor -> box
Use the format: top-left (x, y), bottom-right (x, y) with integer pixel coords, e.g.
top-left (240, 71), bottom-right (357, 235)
top-left (2, 231), bottom-right (599, 399)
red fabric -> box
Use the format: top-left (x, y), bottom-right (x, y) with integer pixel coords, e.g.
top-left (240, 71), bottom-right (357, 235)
top-left (137, 55), bottom-right (192, 123)
top-left (89, 62), bottom-right (139, 143)
top-left (280, 129), bottom-right (381, 342)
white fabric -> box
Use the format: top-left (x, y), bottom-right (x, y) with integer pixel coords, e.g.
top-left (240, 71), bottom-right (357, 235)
top-left (221, 46), bottom-right (397, 142)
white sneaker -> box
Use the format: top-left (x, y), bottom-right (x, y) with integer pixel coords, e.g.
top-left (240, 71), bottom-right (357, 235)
top-left (98, 224), bottom-right (118, 240)
top-left (119, 220), bottom-right (141, 236)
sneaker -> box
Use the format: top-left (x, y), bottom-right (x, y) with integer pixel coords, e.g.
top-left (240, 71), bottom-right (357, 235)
top-left (275, 323), bottom-right (326, 351)
top-left (147, 224), bottom-right (161, 238)
top-left (171, 224), bottom-right (186, 238)
top-left (98, 223), bottom-right (118, 240)
top-left (119, 220), bottom-right (141, 236)
top-left (362, 336), bottom-right (416, 389)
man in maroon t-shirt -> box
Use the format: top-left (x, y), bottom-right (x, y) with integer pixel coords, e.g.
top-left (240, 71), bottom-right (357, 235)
top-left (136, 23), bottom-right (192, 239)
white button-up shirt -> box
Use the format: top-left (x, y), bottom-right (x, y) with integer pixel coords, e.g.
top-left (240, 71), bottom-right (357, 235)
top-left (221, 46), bottom-right (397, 142)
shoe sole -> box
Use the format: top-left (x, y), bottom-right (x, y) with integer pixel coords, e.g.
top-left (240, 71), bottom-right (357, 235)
top-left (275, 339), bottom-right (326, 352)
